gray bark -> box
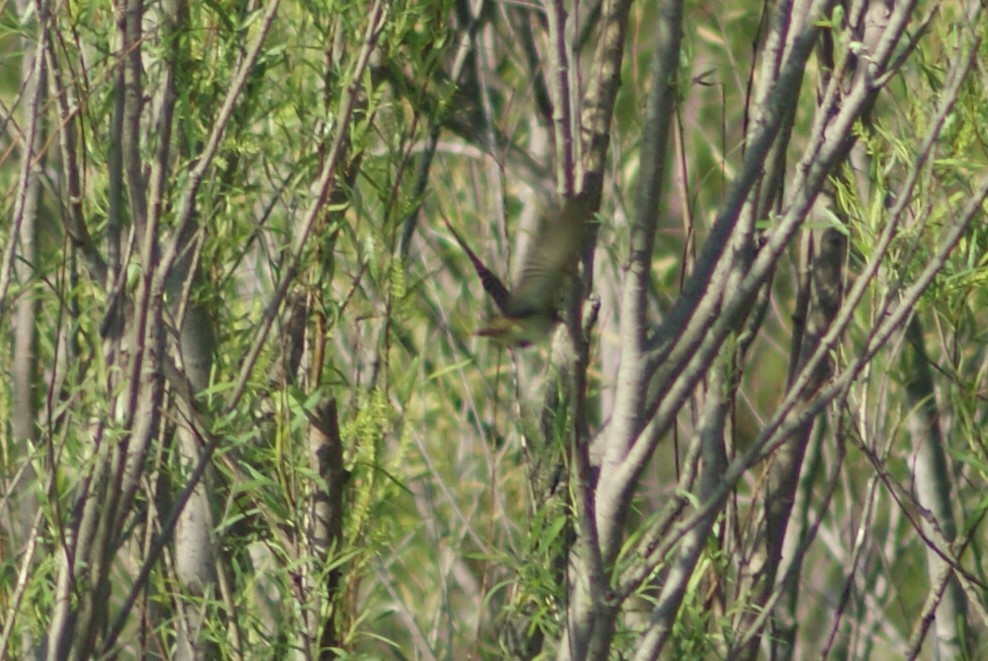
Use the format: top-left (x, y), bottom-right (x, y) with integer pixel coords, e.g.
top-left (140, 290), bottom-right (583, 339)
top-left (0, 0), bottom-right (46, 655)
top-left (4, 4), bottom-right (46, 655)
top-left (905, 317), bottom-right (969, 659)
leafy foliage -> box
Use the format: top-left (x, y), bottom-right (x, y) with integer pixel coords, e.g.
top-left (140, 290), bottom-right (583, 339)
top-left (1, 0), bottom-right (987, 659)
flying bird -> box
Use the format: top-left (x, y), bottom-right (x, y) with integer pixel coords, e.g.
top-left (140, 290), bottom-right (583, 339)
top-left (441, 196), bottom-right (591, 348)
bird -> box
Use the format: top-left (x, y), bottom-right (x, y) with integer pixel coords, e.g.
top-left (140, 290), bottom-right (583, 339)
top-left (440, 195), bottom-right (591, 348)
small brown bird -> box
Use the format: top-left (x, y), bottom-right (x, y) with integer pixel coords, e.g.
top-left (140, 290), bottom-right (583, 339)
top-left (441, 196), bottom-right (590, 348)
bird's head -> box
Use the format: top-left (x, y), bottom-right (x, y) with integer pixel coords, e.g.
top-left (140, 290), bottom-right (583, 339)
top-left (475, 309), bottom-right (562, 348)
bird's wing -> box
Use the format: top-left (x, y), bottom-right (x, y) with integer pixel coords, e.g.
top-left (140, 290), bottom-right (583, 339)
top-left (505, 195), bottom-right (591, 316)
top-left (440, 213), bottom-right (511, 313)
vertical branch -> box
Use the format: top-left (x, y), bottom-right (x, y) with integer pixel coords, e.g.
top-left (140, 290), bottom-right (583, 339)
top-left (607, 0), bottom-right (878, 548)
top-left (3, 0), bottom-right (48, 654)
top-left (597, 0), bottom-right (682, 563)
top-left (559, 0), bottom-right (674, 659)
top-left (45, 33), bottom-right (107, 284)
top-left (904, 316), bottom-right (969, 658)
top-left (122, 0), bottom-right (148, 238)
top-left (171, 227), bottom-right (222, 660)
top-left (46, 0), bottom-right (175, 653)
top-left (630, 357), bottom-right (730, 659)
top-left (756, 227), bottom-right (846, 658)
top-left (308, 399), bottom-right (349, 658)
top-left (0, 0), bottom-right (51, 323)
top-left (577, 0), bottom-right (632, 287)
top-left (609, 0), bottom-right (835, 514)
top-left (545, 0), bottom-right (578, 193)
